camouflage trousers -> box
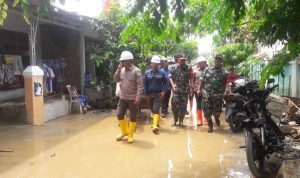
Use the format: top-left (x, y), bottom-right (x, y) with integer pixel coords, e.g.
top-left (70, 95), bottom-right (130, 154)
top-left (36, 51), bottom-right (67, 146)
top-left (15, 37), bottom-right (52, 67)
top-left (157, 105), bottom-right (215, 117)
top-left (171, 93), bottom-right (188, 122)
top-left (202, 95), bottom-right (224, 121)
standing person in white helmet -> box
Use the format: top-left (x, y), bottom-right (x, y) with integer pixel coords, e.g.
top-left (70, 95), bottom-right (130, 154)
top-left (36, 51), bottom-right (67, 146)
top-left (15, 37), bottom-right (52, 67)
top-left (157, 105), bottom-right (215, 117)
top-left (160, 57), bottom-right (171, 118)
top-left (194, 56), bottom-right (207, 126)
top-left (144, 55), bottom-right (168, 134)
top-left (114, 51), bottom-right (143, 143)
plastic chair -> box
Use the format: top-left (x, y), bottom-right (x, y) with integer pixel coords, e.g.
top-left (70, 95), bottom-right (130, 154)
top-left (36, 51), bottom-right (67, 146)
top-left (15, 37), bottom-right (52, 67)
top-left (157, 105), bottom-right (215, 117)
top-left (66, 85), bottom-right (83, 114)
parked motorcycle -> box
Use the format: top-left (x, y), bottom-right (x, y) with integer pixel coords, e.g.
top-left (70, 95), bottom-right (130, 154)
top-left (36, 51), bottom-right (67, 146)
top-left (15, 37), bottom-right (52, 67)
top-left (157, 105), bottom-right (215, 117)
top-left (224, 80), bottom-right (259, 132)
top-left (241, 84), bottom-right (284, 178)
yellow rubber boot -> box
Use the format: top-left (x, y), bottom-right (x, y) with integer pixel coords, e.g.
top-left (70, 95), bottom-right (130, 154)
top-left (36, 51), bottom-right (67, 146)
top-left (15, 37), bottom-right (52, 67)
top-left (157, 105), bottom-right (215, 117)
top-left (152, 114), bottom-right (159, 134)
top-left (116, 119), bottom-right (128, 141)
top-left (128, 121), bottom-right (136, 143)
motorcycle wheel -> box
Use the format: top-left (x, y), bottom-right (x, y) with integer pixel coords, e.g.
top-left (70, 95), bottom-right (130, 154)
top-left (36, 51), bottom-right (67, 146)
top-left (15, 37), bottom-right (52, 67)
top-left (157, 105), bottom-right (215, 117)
top-left (228, 113), bottom-right (242, 132)
top-left (246, 132), bottom-right (265, 178)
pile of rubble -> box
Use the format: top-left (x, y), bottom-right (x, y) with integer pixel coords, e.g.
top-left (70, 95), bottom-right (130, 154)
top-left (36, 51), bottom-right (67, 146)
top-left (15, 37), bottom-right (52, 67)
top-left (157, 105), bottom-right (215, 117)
top-left (270, 95), bottom-right (300, 177)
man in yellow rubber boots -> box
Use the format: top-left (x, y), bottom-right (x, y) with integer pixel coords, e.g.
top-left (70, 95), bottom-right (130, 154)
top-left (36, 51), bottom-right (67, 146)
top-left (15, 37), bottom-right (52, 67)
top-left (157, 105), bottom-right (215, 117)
top-left (114, 51), bottom-right (143, 143)
top-left (144, 55), bottom-right (168, 134)
top-left (194, 56), bottom-right (207, 126)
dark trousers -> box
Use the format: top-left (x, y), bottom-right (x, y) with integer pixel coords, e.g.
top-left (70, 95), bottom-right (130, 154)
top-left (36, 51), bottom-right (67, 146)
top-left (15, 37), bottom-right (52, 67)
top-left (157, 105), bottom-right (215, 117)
top-left (148, 93), bottom-right (162, 114)
top-left (117, 99), bottom-right (138, 122)
top-left (162, 90), bottom-right (171, 114)
top-left (195, 92), bottom-right (203, 110)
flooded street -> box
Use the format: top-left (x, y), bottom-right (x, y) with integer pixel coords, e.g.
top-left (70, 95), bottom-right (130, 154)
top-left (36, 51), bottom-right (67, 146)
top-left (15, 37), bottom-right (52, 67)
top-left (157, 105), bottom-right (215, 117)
top-left (0, 108), bottom-right (253, 178)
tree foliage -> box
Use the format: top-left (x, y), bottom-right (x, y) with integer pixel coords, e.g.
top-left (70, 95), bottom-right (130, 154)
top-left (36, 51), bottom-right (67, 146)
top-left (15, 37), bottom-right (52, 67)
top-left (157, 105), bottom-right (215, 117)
top-left (236, 56), bottom-right (263, 78)
top-left (215, 43), bottom-right (254, 71)
top-left (130, 0), bottom-right (300, 87)
top-left (0, 0), bottom-right (58, 25)
top-left (0, 0), bottom-right (8, 26)
top-left (90, 5), bottom-right (199, 82)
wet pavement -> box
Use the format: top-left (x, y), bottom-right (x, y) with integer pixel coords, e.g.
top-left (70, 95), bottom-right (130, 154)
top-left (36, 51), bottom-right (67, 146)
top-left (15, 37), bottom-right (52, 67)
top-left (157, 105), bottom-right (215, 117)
top-left (0, 108), bottom-right (254, 178)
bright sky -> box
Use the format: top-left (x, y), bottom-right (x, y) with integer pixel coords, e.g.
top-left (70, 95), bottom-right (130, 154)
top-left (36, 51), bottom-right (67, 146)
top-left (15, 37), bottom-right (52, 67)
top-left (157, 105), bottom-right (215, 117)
top-left (54, 0), bottom-right (213, 55)
top-left (54, 0), bottom-right (103, 17)
top-left (54, 0), bottom-right (129, 17)
top-left (197, 35), bottom-right (213, 55)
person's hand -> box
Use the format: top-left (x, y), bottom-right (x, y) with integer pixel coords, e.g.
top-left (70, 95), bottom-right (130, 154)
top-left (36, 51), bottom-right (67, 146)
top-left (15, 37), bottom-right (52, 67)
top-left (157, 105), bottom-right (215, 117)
top-left (189, 88), bottom-right (193, 95)
top-left (134, 97), bottom-right (140, 105)
top-left (225, 88), bottom-right (230, 94)
top-left (160, 92), bottom-right (165, 100)
top-left (117, 63), bottom-right (123, 70)
top-left (189, 89), bottom-right (193, 97)
top-left (171, 85), bottom-right (177, 92)
top-left (197, 91), bottom-right (202, 96)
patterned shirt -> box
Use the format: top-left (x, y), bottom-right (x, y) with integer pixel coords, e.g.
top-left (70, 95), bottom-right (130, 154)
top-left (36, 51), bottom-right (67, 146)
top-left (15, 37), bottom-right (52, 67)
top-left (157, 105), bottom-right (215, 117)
top-left (193, 67), bottom-right (206, 92)
top-left (201, 66), bottom-right (227, 98)
top-left (169, 64), bottom-right (193, 94)
top-left (114, 65), bottom-right (143, 100)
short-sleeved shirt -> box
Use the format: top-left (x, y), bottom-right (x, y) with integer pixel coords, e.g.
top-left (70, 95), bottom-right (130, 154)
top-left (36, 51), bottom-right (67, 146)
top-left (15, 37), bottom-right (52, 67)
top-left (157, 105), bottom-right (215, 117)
top-left (201, 66), bottom-right (227, 98)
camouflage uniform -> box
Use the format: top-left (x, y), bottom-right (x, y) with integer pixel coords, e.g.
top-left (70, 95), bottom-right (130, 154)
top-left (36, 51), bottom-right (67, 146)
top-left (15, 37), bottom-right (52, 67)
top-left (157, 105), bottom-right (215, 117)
top-left (169, 64), bottom-right (193, 126)
top-left (201, 66), bottom-right (227, 129)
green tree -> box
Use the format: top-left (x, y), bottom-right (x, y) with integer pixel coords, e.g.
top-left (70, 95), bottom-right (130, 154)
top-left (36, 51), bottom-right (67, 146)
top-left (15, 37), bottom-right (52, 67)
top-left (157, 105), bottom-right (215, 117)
top-left (1, 0), bottom-right (66, 65)
top-left (130, 0), bottom-right (300, 87)
top-left (215, 43), bottom-right (254, 71)
top-left (236, 56), bottom-right (263, 78)
top-left (90, 5), bottom-right (199, 81)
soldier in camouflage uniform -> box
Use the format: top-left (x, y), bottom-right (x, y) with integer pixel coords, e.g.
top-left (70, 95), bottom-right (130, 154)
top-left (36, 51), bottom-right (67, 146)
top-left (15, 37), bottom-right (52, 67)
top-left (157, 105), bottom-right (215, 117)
top-left (198, 56), bottom-right (227, 133)
top-left (169, 54), bottom-right (194, 127)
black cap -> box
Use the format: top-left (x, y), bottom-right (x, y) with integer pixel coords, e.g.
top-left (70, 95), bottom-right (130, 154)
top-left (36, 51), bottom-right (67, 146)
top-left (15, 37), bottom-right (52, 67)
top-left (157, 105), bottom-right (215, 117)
top-left (214, 56), bottom-right (223, 61)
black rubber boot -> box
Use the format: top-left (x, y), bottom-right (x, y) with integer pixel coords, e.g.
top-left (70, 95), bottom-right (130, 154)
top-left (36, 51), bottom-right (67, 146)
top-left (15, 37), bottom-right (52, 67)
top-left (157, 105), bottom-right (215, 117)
top-left (171, 113), bottom-right (178, 127)
top-left (178, 110), bottom-right (185, 127)
top-left (215, 117), bottom-right (220, 128)
top-left (207, 119), bottom-right (213, 133)
top-left (178, 116), bottom-right (185, 127)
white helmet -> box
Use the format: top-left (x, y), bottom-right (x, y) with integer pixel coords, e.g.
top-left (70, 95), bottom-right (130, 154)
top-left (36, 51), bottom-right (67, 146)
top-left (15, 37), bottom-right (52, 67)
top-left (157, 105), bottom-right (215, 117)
top-left (119, 51), bottom-right (134, 61)
top-left (234, 78), bottom-right (246, 88)
top-left (160, 56), bottom-right (167, 61)
top-left (168, 57), bottom-right (175, 64)
top-left (151, 55), bottom-right (161, 64)
top-left (195, 56), bottom-right (207, 64)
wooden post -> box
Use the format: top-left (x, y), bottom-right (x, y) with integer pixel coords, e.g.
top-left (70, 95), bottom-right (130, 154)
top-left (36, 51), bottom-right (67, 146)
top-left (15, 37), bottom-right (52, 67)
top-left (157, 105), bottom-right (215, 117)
top-left (79, 32), bottom-right (86, 94)
top-left (23, 66), bottom-right (44, 125)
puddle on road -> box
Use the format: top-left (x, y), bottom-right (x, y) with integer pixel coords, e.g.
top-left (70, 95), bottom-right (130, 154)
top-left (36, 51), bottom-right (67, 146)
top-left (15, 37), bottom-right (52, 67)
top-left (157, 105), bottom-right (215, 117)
top-left (0, 108), bottom-right (254, 178)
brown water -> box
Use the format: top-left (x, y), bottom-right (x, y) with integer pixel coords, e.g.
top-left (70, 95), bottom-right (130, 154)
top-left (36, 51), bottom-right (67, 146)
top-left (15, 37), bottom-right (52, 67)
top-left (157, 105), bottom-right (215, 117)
top-left (0, 108), bottom-right (254, 178)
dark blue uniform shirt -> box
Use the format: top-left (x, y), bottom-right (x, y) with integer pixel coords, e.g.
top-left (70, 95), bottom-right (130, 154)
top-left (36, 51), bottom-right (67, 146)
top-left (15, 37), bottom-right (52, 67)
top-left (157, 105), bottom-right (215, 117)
top-left (161, 68), bottom-right (170, 91)
top-left (144, 69), bottom-right (168, 96)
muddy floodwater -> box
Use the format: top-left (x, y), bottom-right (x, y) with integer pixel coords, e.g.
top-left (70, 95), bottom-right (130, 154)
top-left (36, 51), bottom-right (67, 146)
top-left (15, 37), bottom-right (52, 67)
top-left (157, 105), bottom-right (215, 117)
top-left (0, 108), bottom-right (256, 178)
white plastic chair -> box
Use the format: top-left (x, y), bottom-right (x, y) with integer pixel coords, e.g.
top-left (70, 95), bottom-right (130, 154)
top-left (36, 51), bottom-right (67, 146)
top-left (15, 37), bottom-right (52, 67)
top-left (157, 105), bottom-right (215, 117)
top-left (66, 85), bottom-right (82, 114)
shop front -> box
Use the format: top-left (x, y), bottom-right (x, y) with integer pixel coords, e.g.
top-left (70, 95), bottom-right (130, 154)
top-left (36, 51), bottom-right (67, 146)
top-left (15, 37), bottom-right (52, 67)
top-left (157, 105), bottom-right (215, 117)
top-left (0, 7), bottom-right (99, 125)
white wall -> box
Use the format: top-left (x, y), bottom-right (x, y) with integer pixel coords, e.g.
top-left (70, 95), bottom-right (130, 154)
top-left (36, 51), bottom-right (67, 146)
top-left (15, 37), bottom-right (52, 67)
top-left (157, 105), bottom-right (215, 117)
top-left (257, 42), bottom-right (285, 59)
top-left (44, 100), bottom-right (69, 122)
top-left (0, 88), bottom-right (24, 101)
